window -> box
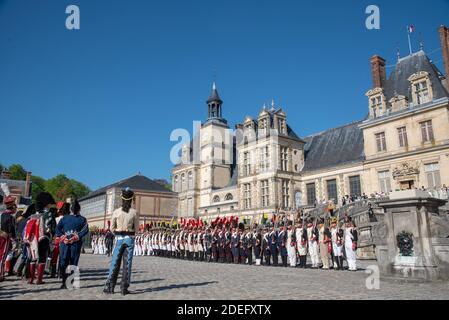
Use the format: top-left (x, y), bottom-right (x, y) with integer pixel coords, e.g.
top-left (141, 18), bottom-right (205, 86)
top-left (415, 80), bottom-right (430, 104)
top-left (181, 174), bottom-right (186, 191)
top-left (225, 193), bottom-right (233, 201)
top-left (213, 195), bottom-right (220, 203)
top-left (349, 176), bottom-right (362, 197)
top-left (243, 183), bottom-right (252, 209)
top-left (187, 198), bottom-right (193, 215)
top-left (259, 145), bottom-right (270, 172)
top-left (243, 152), bottom-right (251, 176)
top-left (261, 180), bottom-right (270, 207)
top-left (378, 170), bottom-right (391, 194)
top-left (425, 163), bottom-right (441, 188)
top-left (282, 180), bottom-right (290, 208)
top-left (397, 127), bottom-right (408, 147)
top-left (278, 119), bottom-right (286, 134)
top-left (173, 175), bottom-right (178, 192)
top-left (420, 120), bottom-right (434, 142)
top-left (280, 147), bottom-right (288, 171)
top-left (375, 132), bottom-right (387, 152)
top-left (306, 183), bottom-right (316, 206)
top-left (326, 179), bottom-right (337, 202)
top-left (188, 171), bottom-right (193, 189)
top-left (371, 95), bottom-right (383, 117)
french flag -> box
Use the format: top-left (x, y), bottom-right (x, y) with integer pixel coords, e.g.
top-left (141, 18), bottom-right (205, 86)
top-left (408, 25), bottom-right (415, 34)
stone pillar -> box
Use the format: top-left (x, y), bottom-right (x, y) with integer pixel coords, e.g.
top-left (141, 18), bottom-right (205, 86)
top-left (376, 191), bottom-right (448, 281)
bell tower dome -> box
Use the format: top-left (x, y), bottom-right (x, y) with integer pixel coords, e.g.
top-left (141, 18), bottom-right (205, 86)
top-left (206, 82), bottom-right (226, 124)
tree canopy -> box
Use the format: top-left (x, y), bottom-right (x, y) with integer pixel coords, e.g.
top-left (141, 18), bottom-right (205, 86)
top-left (44, 174), bottom-right (90, 201)
top-left (8, 164), bottom-right (27, 180)
top-left (0, 163), bottom-right (91, 201)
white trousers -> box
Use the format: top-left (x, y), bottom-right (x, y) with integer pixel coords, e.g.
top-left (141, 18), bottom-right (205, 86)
top-left (308, 241), bottom-right (319, 267)
top-left (287, 246), bottom-right (297, 267)
top-left (345, 243), bottom-right (357, 271)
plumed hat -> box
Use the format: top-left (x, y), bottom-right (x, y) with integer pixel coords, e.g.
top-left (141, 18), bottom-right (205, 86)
top-left (121, 187), bottom-right (134, 201)
top-left (57, 201), bottom-right (65, 210)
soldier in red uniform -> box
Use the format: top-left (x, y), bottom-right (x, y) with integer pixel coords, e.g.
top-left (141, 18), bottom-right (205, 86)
top-left (0, 196), bottom-right (17, 282)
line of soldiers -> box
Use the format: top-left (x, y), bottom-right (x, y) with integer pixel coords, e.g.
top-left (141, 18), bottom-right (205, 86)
top-left (91, 231), bottom-right (114, 256)
top-left (0, 193), bottom-right (88, 287)
top-left (131, 216), bottom-right (359, 271)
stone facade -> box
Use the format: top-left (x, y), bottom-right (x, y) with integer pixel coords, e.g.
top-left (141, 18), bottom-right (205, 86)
top-left (80, 175), bottom-right (177, 229)
top-left (172, 26), bottom-right (449, 221)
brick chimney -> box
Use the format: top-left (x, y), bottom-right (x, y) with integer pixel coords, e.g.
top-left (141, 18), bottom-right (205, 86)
top-left (439, 25), bottom-right (449, 82)
top-left (370, 55), bottom-right (387, 89)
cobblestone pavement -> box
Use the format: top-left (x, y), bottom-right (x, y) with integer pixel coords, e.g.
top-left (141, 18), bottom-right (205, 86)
top-left (1, 254), bottom-right (449, 300)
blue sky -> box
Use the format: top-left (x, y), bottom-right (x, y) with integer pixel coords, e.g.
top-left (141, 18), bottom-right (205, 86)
top-left (1, 0), bottom-right (448, 190)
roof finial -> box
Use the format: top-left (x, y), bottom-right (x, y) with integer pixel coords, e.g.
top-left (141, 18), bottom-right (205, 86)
top-left (262, 103), bottom-right (267, 110)
top-left (396, 46), bottom-right (401, 61)
top-left (270, 98), bottom-right (275, 111)
top-left (212, 81), bottom-right (216, 90)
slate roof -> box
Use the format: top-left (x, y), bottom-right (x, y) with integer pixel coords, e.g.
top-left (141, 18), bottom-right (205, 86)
top-left (243, 108), bottom-right (305, 142)
top-left (383, 50), bottom-right (448, 102)
top-left (207, 82), bottom-right (222, 103)
top-left (302, 121), bottom-right (365, 172)
top-left (80, 174), bottom-right (174, 201)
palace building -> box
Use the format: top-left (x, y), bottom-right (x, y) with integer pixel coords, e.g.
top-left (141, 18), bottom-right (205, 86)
top-left (80, 174), bottom-right (178, 229)
top-left (171, 25), bottom-right (449, 221)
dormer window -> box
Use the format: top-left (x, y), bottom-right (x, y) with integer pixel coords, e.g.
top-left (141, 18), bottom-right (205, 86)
top-left (371, 96), bottom-right (383, 117)
top-left (366, 88), bottom-right (386, 119)
top-left (415, 81), bottom-right (430, 104)
top-left (259, 118), bottom-right (267, 129)
top-left (277, 118), bottom-right (286, 135)
top-left (408, 71), bottom-right (433, 105)
top-left (258, 116), bottom-right (269, 138)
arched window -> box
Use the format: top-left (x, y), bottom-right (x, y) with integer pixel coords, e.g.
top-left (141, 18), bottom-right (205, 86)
top-left (173, 175), bottom-right (178, 192)
top-left (181, 173), bottom-right (186, 191)
top-left (225, 193), bottom-right (233, 201)
top-left (188, 171), bottom-right (193, 189)
top-left (213, 195), bottom-right (220, 203)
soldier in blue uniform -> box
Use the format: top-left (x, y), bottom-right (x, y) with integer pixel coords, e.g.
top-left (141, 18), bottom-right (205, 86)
top-left (231, 227), bottom-right (240, 264)
top-left (225, 227), bottom-right (232, 263)
top-left (269, 225), bottom-right (278, 266)
top-left (56, 199), bottom-right (89, 289)
top-left (262, 228), bottom-right (271, 266)
top-left (277, 224), bottom-right (288, 267)
top-left (239, 227), bottom-right (247, 264)
top-left (254, 227), bottom-right (262, 266)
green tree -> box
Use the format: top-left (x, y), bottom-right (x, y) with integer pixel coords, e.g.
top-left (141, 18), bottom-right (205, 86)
top-left (8, 164), bottom-right (27, 180)
top-left (45, 174), bottom-right (90, 201)
top-left (30, 175), bottom-right (46, 200)
top-left (45, 174), bottom-right (71, 201)
top-left (0, 163), bottom-right (4, 174)
top-left (69, 179), bottom-right (90, 199)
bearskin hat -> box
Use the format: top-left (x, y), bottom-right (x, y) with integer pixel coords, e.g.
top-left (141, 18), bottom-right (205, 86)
top-left (35, 192), bottom-right (56, 211)
top-left (71, 198), bottom-right (81, 214)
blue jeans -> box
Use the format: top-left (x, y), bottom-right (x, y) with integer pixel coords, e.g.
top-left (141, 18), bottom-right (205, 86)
top-left (107, 236), bottom-right (135, 284)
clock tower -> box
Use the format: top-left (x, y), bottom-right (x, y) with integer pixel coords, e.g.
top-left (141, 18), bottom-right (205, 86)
top-left (198, 82), bottom-right (233, 209)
